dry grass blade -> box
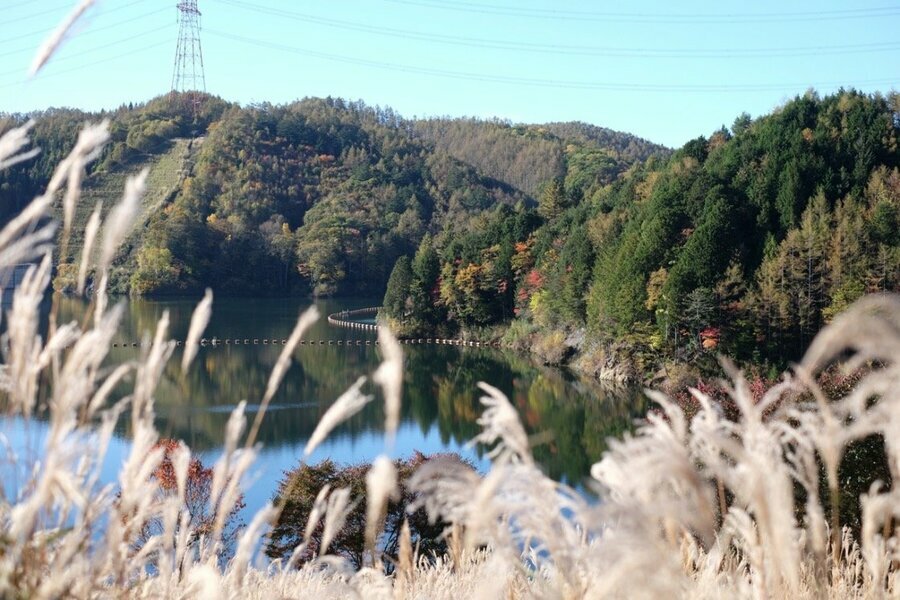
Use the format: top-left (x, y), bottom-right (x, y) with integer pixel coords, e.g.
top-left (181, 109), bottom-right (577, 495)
top-left (470, 382), bottom-right (532, 464)
top-left (304, 376), bottom-right (373, 458)
top-left (365, 455), bottom-right (398, 564)
top-left (373, 326), bottom-right (403, 446)
top-left (0, 119), bottom-right (40, 170)
top-left (285, 485), bottom-right (332, 571)
top-left (76, 202), bottom-right (102, 295)
top-left (0, 195), bottom-right (55, 267)
top-left (233, 503), bottom-right (278, 580)
top-left (408, 455), bottom-right (481, 528)
top-left (801, 293), bottom-right (900, 373)
top-left (99, 167), bottom-right (148, 275)
top-left (3, 255), bottom-right (52, 417)
top-left (29, 0), bottom-right (96, 76)
top-left (246, 305), bottom-right (319, 449)
top-left (182, 288), bottom-right (213, 373)
top-left (43, 120), bottom-right (110, 274)
top-left (320, 487), bottom-right (355, 557)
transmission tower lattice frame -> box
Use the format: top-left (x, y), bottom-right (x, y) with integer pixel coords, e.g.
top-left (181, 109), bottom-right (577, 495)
top-left (171, 0), bottom-right (206, 111)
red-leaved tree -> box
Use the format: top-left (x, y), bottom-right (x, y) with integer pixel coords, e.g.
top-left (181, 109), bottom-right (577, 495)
top-left (132, 439), bottom-right (244, 556)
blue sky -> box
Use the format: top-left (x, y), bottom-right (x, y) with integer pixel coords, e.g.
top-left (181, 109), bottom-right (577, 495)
top-left (1, 0), bottom-right (898, 147)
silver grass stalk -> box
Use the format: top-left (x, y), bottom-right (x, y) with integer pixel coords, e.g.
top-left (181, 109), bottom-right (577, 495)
top-left (860, 483), bottom-right (895, 595)
top-left (55, 302), bottom-right (123, 419)
top-left (208, 402), bottom-right (258, 550)
top-left (29, 0), bottom-right (95, 76)
top-left (304, 376), bottom-right (373, 458)
top-left (373, 325), bottom-right (403, 446)
top-left (285, 484), bottom-right (332, 571)
top-left (365, 454), bottom-right (399, 564)
top-left (3, 255), bottom-right (52, 416)
top-left (182, 288), bottom-right (213, 373)
top-left (469, 382), bottom-right (532, 464)
top-left (48, 122), bottom-right (110, 259)
top-left (132, 310), bottom-right (175, 429)
top-left (93, 272), bottom-right (108, 326)
top-left (158, 497), bottom-right (183, 583)
top-left (396, 519), bottom-right (414, 587)
top-left (186, 564), bottom-right (224, 600)
top-left (171, 441), bottom-right (191, 504)
top-left (211, 446), bottom-right (257, 547)
top-left (0, 194), bottom-right (55, 269)
top-left (262, 306), bottom-right (319, 405)
top-left (76, 201), bottom-right (101, 295)
top-left (60, 156), bottom-right (83, 251)
top-left (99, 167), bottom-right (148, 276)
top-left (211, 401), bottom-right (247, 507)
top-left (233, 502), bottom-right (278, 581)
top-left (86, 362), bottom-right (131, 417)
top-left (40, 120), bottom-right (109, 208)
top-left (320, 487), bottom-right (355, 557)
top-left (246, 305), bottom-right (319, 447)
top-left (0, 119), bottom-right (40, 170)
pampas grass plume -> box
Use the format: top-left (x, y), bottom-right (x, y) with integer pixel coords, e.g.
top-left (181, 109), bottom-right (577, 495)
top-left (29, 0), bottom-right (95, 76)
top-left (304, 376), bottom-right (372, 458)
top-left (182, 288), bottom-right (213, 373)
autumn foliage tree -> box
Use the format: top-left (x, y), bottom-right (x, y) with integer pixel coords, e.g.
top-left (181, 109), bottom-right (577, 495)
top-left (132, 439), bottom-right (244, 555)
top-left (266, 453), bottom-right (469, 571)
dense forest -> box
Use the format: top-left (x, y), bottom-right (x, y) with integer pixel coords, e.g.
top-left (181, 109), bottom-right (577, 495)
top-left (383, 90), bottom-right (900, 372)
top-left (3, 89), bottom-right (898, 372)
top-left (410, 118), bottom-right (668, 197)
top-left (0, 94), bottom-right (658, 297)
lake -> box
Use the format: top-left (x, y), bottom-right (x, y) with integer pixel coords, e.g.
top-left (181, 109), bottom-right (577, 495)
top-left (3, 296), bottom-right (647, 519)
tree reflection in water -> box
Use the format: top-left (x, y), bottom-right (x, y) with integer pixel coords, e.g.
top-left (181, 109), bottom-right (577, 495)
top-left (52, 296), bottom-right (647, 487)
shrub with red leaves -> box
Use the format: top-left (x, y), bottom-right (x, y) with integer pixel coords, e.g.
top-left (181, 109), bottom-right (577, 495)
top-left (132, 439), bottom-right (244, 555)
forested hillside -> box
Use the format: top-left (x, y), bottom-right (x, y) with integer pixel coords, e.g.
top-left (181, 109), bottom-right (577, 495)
top-left (410, 117), bottom-right (668, 198)
top-left (5, 89), bottom-right (897, 371)
top-left (1, 94), bottom-right (657, 296)
top-left (383, 90), bottom-right (900, 371)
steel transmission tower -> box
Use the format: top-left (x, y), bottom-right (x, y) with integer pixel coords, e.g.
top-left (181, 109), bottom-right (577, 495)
top-left (171, 0), bottom-right (206, 113)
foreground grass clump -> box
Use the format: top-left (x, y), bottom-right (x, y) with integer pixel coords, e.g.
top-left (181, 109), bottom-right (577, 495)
top-left (266, 453), bottom-right (463, 570)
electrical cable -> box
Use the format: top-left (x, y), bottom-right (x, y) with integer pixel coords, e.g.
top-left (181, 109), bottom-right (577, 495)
top-left (382, 0), bottom-right (900, 24)
top-left (0, 6), bottom-right (171, 54)
top-left (3, 0), bottom-right (156, 32)
top-left (4, 1), bottom-right (79, 26)
top-left (214, 0), bottom-right (900, 59)
top-left (4, 0), bottom-right (46, 10)
top-left (205, 28), bottom-right (899, 94)
top-left (0, 39), bottom-right (171, 90)
top-left (0, 23), bottom-right (174, 79)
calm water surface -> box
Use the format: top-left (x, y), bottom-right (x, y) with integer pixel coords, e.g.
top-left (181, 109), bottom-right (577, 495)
top-left (5, 296), bottom-right (647, 518)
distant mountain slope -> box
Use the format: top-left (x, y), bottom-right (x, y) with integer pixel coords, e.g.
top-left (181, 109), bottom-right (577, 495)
top-left (542, 121), bottom-right (669, 164)
top-left (2, 94), bottom-right (664, 296)
top-left (410, 117), bottom-right (669, 198)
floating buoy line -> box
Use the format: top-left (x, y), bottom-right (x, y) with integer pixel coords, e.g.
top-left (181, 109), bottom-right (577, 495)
top-left (109, 307), bottom-right (502, 349)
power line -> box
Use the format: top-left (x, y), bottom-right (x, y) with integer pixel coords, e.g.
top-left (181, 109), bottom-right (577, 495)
top-left (1, 0), bottom-right (158, 46)
top-left (4, 1), bottom-right (78, 26)
top-left (0, 24), bottom-right (175, 80)
top-left (205, 28), bottom-right (899, 93)
top-left (0, 40), bottom-right (171, 90)
top-left (4, 0), bottom-right (45, 10)
top-left (0, 8), bottom-right (171, 58)
top-left (216, 0), bottom-right (900, 59)
top-left (383, 0), bottom-right (900, 24)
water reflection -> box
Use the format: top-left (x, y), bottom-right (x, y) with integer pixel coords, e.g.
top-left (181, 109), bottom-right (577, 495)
top-left (48, 296), bottom-right (646, 488)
